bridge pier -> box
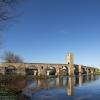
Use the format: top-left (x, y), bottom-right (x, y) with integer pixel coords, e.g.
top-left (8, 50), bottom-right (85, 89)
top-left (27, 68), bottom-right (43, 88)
top-left (79, 65), bottom-right (82, 76)
top-left (55, 67), bottom-right (60, 76)
top-left (37, 65), bottom-right (46, 76)
top-left (46, 70), bottom-right (49, 76)
top-left (34, 70), bottom-right (38, 76)
top-left (91, 69), bottom-right (94, 74)
top-left (55, 65), bottom-right (63, 76)
top-left (86, 68), bottom-right (89, 75)
top-left (16, 67), bottom-right (26, 75)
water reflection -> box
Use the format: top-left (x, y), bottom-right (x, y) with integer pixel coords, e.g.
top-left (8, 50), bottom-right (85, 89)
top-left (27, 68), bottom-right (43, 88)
top-left (67, 75), bottom-right (96, 96)
top-left (0, 75), bottom-right (98, 99)
top-left (23, 75), bottom-right (97, 98)
top-left (67, 77), bottom-right (74, 96)
top-left (0, 76), bottom-right (30, 100)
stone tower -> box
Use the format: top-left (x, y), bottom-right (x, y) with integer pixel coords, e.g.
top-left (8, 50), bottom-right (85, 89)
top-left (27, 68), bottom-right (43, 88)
top-left (67, 53), bottom-right (74, 76)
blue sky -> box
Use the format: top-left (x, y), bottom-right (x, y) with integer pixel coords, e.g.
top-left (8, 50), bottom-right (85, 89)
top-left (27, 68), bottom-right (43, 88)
top-left (0, 0), bottom-right (100, 68)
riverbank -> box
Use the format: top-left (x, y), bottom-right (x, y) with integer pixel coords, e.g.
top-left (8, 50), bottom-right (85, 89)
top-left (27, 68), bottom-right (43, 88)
top-left (95, 71), bottom-right (100, 75)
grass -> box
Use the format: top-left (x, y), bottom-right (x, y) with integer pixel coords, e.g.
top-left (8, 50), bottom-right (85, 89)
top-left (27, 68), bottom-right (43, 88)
top-left (95, 71), bottom-right (100, 75)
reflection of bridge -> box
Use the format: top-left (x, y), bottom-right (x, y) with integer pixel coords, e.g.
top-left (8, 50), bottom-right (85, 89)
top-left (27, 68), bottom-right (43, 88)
top-left (0, 75), bottom-right (97, 97)
top-left (23, 75), bottom-right (97, 96)
top-left (33, 75), bottom-right (96, 89)
top-left (0, 53), bottom-right (98, 76)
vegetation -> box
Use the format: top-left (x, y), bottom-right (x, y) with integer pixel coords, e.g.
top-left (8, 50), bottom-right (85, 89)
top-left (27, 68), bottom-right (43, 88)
top-left (95, 70), bottom-right (100, 75)
top-left (2, 51), bottom-right (23, 63)
top-left (0, 0), bottom-right (23, 47)
top-left (0, 0), bottom-right (21, 22)
top-left (0, 88), bottom-right (17, 96)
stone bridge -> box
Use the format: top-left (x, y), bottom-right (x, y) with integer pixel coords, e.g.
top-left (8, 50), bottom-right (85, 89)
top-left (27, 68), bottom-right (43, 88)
top-left (0, 53), bottom-right (98, 76)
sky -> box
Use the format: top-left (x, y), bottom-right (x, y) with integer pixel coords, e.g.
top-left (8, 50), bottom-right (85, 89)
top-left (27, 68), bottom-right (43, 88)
top-left (0, 0), bottom-right (100, 68)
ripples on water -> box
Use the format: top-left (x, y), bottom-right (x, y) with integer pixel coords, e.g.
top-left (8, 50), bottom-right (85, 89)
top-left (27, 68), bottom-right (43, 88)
top-left (0, 75), bottom-right (100, 100)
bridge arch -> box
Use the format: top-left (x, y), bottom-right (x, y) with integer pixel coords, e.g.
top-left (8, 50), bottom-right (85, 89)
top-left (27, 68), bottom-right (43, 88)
top-left (5, 65), bottom-right (17, 75)
top-left (74, 65), bottom-right (79, 75)
top-left (62, 66), bottom-right (68, 75)
top-left (46, 66), bottom-right (56, 76)
top-left (81, 67), bottom-right (86, 74)
top-left (25, 65), bottom-right (38, 75)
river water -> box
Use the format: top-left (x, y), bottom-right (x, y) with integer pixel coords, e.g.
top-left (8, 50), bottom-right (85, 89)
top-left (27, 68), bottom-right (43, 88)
top-left (0, 75), bottom-right (100, 100)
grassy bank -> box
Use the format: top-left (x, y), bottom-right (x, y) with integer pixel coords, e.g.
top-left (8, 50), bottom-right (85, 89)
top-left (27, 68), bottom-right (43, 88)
top-left (95, 71), bottom-right (100, 75)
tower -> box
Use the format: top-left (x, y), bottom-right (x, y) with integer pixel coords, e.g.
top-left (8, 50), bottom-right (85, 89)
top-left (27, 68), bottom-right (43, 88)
top-left (67, 53), bottom-right (74, 76)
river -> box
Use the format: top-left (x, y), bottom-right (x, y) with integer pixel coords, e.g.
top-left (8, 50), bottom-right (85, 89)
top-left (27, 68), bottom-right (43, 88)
top-left (0, 75), bottom-right (100, 100)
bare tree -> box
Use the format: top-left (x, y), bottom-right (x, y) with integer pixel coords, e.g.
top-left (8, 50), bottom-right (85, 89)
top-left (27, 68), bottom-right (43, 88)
top-left (0, 0), bottom-right (23, 46)
top-left (0, 0), bottom-right (21, 22)
top-left (3, 51), bottom-right (23, 63)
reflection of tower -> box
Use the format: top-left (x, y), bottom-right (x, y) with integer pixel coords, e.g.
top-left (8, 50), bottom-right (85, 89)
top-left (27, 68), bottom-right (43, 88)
top-left (67, 53), bottom-right (74, 76)
top-left (79, 75), bottom-right (83, 86)
top-left (67, 77), bottom-right (74, 96)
